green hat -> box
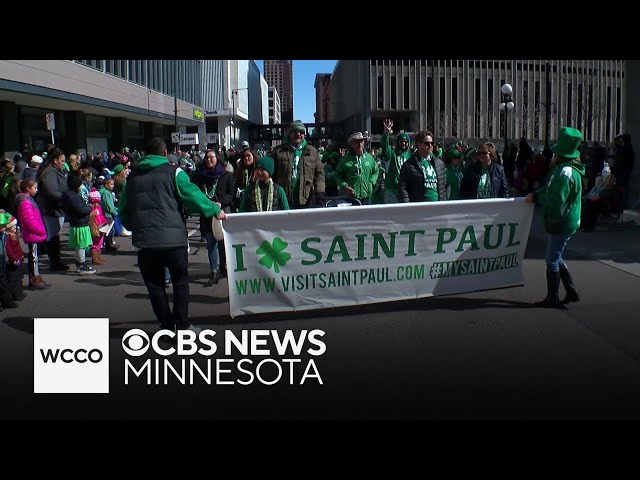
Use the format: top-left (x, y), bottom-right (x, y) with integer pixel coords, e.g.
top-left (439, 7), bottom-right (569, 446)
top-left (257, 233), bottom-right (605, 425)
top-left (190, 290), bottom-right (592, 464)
top-left (256, 156), bottom-right (274, 176)
top-left (289, 120), bottom-right (306, 134)
top-left (0, 212), bottom-right (17, 229)
top-left (113, 164), bottom-right (125, 175)
top-left (552, 126), bottom-right (582, 159)
top-left (448, 148), bottom-right (461, 159)
top-left (397, 133), bottom-right (410, 144)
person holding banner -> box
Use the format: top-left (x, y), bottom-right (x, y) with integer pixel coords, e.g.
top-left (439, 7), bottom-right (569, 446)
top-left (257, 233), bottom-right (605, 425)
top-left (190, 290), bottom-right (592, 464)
top-left (334, 132), bottom-right (379, 205)
top-left (119, 137), bottom-right (226, 333)
top-left (460, 142), bottom-right (509, 199)
top-left (525, 126), bottom-right (585, 309)
top-left (398, 131), bottom-right (447, 203)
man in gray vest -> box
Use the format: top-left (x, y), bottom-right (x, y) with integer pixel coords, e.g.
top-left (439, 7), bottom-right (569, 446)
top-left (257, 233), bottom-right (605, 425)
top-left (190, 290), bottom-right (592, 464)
top-left (119, 137), bottom-right (226, 333)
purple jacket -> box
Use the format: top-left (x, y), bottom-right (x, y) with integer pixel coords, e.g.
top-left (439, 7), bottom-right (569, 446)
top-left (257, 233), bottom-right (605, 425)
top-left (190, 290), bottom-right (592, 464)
top-left (15, 193), bottom-right (47, 244)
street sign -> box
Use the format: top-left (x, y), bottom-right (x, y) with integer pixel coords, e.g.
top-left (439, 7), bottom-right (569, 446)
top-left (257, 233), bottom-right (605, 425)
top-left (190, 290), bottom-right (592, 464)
top-left (46, 113), bottom-right (55, 131)
top-left (179, 133), bottom-right (199, 145)
top-left (171, 132), bottom-right (180, 143)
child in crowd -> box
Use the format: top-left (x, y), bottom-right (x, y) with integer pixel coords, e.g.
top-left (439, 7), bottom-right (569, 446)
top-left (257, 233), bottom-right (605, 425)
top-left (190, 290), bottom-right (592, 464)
top-left (0, 212), bottom-right (25, 310)
top-left (99, 177), bottom-right (119, 252)
top-left (88, 189), bottom-right (108, 265)
top-left (60, 175), bottom-right (97, 275)
top-left (14, 179), bottom-right (50, 289)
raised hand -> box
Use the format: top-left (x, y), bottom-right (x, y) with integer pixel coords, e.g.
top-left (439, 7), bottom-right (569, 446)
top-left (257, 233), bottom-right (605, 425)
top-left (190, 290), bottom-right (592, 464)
top-left (383, 118), bottom-right (393, 134)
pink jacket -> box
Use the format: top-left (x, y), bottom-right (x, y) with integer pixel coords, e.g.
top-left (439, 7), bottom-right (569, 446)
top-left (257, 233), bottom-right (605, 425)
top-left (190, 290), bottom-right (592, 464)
top-left (15, 193), bottom-right (47, 244)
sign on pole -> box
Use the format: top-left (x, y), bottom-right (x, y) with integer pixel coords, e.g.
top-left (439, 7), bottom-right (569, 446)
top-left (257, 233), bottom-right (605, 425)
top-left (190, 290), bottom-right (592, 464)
top-left (45, 113), bottom-right (55, 130)
top-left (178, 133), bottom-right (199, 145)
top-left (171, 132), bottom-right (180, 143)
top-left (46, 113), bottom-right (55, 144)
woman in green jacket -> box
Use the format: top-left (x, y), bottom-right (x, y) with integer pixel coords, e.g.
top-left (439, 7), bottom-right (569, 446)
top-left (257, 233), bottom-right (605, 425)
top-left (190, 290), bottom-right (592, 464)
top-left (526, 127), bottom-right (585, 309)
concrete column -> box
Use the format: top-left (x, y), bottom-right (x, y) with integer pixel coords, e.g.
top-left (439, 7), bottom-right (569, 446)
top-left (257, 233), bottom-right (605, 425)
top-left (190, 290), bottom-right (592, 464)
top-left (111, 117), bottom-right (128, 153)
top-left (62, 110), bottom-right (87, 155)
top-left (0, 101), bottom-right (20, 159)
top-left (625, 61), bottom-right (640, 207)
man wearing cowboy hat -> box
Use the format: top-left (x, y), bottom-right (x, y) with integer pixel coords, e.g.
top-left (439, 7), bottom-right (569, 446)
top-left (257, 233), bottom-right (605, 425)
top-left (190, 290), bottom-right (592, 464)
top-left (272, 120), bottom-right (325, 208)
top-left (334, 132), bottom-right (379, 205)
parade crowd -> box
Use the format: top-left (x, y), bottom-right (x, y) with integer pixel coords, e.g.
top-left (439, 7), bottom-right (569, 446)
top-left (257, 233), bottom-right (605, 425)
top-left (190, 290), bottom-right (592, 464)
top-left (0, 119), bottom-right (635, 325)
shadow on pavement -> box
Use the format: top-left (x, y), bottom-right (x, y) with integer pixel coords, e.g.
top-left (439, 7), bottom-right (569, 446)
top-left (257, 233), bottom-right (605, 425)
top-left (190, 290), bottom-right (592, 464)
top-left (124, 292), bottom-right (228, 305)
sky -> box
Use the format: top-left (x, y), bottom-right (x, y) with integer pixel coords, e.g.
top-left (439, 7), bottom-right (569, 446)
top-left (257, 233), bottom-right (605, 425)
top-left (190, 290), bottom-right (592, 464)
top-left (257, 60), bottom-right (338, 123)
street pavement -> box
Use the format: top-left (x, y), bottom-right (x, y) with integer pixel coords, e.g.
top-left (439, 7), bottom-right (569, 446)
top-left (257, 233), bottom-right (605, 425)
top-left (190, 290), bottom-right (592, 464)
top-left (2, 210), bottom-right (640, 420)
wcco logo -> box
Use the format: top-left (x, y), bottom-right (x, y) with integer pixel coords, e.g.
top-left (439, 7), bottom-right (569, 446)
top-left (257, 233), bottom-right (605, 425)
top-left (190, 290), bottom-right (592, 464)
top-left (34, 318), bottom-right (109, 394)
top-left (40, 348), bottom-right (104, 364)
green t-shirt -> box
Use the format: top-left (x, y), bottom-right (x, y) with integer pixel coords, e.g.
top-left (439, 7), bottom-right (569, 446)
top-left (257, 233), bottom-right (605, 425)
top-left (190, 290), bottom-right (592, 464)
top-left (420, 157), bottom-right (439, 202)
top-left (446, 165), bottom-right (464, 200)
top-left (477, 167), bottom-right (492, 198)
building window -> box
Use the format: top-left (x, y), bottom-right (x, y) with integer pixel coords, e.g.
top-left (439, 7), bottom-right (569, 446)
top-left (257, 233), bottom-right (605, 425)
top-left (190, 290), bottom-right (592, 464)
top-left (378, 75), bottom-right (384, 109)
top-left (427, 77), bottom-right (434, 132)
top-left (481, 61), bottom-right (487, 69)
top-left (577, 84), bottom-right (583, 134)
top-left (475, 61), bottom-right (480, 68)
top-left (500, 61), bottom-right (505, 70)
top-left (474, 78), bottom-right (481, 138)
top-left (420, 60), bottom-right (426, 67)
top-left (391, 76), bottom-right (397, 109)
top-left (534, 80), bottom-right (540, 139)
top-left (606, 86), bottom-right (612, 140)
top-left (522, 80), bottom-right (529, 138)
top-left (588, 84), bottom-right (593, 140)
top-left (517, 63), bottom-right (522, 71)
top-left (616, 86), bottom-right (621, 136)
top-left (488, 79), bottom-right (493, 138)
top-left (452, 77), bottom-right (458, 138)
top-left (468, 61), bottom-right (473, 68)
top-left (403, 76), bottom-right (410, 109)
top-left (567, 83), bottom-right (573, 126)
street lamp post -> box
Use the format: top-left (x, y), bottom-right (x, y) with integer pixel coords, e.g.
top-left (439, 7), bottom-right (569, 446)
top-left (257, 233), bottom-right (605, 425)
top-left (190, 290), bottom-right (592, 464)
top-left (174, 60), bottom-right (179, 153)
top-left (231, 87), bottom-right (249, 148)
top-left (500, 83), bottom-right (515, 158)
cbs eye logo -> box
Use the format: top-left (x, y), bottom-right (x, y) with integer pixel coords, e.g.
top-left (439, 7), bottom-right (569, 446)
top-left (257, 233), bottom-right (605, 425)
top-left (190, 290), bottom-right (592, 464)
top-left (122, 329), bottom-right (150, 356)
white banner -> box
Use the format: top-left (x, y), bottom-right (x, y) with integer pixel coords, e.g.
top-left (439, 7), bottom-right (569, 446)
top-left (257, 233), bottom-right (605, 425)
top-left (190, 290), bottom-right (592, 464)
top-left (222, 199), bottom-right (534, 318)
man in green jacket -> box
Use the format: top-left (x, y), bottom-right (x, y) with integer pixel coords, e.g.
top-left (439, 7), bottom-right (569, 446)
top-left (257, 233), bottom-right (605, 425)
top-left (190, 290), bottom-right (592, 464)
top-left (526, 126), bottom-right (585, 309)
top-left (381, 118), bottom-right (412, 204)
top-left (120, 137), bottom-right (226, 333)
top-left (334, 132), bottom-right (379, 205)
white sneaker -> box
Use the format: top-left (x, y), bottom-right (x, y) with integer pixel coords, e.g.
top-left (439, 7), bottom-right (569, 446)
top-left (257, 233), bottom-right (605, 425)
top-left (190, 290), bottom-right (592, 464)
top-left (120, 227), bottom-right (132, 237)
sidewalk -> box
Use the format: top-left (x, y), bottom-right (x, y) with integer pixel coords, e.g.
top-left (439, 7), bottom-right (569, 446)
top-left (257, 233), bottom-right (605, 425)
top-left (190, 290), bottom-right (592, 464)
top-left (529, 207), bottom-right (640, 277)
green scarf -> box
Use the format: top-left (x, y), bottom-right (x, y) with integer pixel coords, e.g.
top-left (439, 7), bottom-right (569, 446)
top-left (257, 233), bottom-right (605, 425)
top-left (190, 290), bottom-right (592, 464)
top-left (286, 137), bottom-right (307, 201)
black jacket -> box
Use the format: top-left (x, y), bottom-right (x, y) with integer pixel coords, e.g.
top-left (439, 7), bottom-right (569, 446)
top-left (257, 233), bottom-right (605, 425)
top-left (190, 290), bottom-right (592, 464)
top-left (460, 161), bottom-right (509, 199)
top-left (398, 154), bottom-right (447, 202)
top-left (60, 190), bottom-right (92, 227)
top-left (192, 170), bottom-right (235, 234)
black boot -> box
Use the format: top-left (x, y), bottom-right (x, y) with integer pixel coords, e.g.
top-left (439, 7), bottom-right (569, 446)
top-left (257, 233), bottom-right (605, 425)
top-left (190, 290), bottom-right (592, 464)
top-left (534, 271), bottom-right (566, 309)
top-left (207, 270), bottom-right (220, 286)
top-left (559, 263), bottom-right (580, 304)
top-left (0, 286), bottom-right (18, 309)
top-left (48, 237), bottom-right (69, 271)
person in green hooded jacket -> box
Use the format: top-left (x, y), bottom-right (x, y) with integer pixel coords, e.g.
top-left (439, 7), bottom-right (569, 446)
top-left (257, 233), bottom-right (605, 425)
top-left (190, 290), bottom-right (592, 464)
top-left (119, 137), bottom-right (226, 333)
top-left (334, 132), bottom-right (379, 205)
top-left (445, 148), bottom-right (465, 200)
top-left (526, 126), bottom-right (585, 309)
top-left (380, 118), bottom-right (412, 204)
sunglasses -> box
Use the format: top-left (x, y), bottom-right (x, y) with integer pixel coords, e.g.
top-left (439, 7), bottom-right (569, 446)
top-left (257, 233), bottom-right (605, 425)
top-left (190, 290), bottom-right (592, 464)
top-left (422, 141), bottom-right (434, 146)
top-left (478, 151), bottom-right (489, 155)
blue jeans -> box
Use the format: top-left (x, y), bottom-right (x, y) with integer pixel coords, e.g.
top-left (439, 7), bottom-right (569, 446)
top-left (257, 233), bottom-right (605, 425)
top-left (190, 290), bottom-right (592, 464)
top-left (203, 232), bottom-right (219, 272)
top-left (545, 233), bottom-right (572, 273)
top-left (114, 215), bottom-right (123, 236)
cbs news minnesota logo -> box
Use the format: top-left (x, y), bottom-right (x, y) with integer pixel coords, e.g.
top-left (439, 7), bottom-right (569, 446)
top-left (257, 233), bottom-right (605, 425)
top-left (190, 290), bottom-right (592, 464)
top-left (34, 318), bottom-right (109, 393)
